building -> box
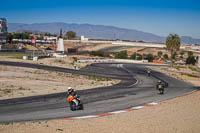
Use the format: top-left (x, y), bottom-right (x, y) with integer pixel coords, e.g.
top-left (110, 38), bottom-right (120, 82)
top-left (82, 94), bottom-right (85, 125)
top-left (0, 18), bottom-right (7, 45)
top-left (81, 35), bottom-right (89, 41)
top-left (44, 36), bottom-right (57, 40)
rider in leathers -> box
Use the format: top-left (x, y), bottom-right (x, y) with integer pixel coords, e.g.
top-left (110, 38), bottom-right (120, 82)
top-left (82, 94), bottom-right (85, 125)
top-left (67, 87), bottom-right (80, 105)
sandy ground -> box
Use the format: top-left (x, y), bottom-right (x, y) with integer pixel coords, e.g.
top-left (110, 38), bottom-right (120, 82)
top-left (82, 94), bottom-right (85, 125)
top-left (150, 66), bottom-right (200, 86)
top-left (0, 56), bottom-right (119, 100)
top-left (0, 55), bottom-right (89, 69)
top-left (0, 65), bottom-right (119, 100)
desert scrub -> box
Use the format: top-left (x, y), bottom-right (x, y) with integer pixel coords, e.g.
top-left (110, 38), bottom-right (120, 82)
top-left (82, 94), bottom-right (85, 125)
top-left (188, 66), bottom-right (200, 72)
top-left (54, 59), bottom-right (65, 64)
top-left (172, 65), bottom-right (185, 70)
top-left (71, 57), bottom-right (78, 66)
top-left (180, 73), bottom-right (200, 78)
top-left (18, 87), bottom-right (26, 90)
top-left (87, 75), bottom-right (111, 81)
top-left (2, 89), bottom-right (12, 94)
top-left (185, 74), bottom-right (200, 78)
top-left (72, 57), bottom-right (78, 62)
top-left (0, 53), bottom-right (31, 59)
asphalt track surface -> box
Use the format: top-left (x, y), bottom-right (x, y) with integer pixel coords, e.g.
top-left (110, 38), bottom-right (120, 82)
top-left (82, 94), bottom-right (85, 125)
top-left (0, 61), bottom-right (196, 123)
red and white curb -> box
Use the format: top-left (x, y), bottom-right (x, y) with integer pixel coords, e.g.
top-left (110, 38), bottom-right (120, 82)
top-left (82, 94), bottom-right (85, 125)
top-left (56, 102), bottom-right (158, 120)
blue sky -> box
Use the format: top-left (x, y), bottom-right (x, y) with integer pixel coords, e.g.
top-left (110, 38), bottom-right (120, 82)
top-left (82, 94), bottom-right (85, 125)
top-left (1, 0), bottom-right (200, 38)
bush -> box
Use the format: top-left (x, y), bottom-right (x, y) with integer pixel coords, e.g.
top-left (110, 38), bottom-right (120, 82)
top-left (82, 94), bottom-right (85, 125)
top-left (145, 54), bottom-right (154, 62)
top-left (172, 65), bottom-right (183, 70)
top-left (186, 56), bottom-right (196, 65)
top-left (157, 51), bottom-right (163, 58)
top-left (187, 51), bottom-right (193, 57)
top-left (180, 51), bottom-right (185, 56)
top-left (115, 51), bottom-right (128, 59)
top-left (130, 52), bottom-right (137, 60)
top-left (136, 53), bottom-right (142, 60)
top-left (189, 66), bottom-right (200, 72)
top-left (72, 57), bottom-right (78, 62)
top-left (90, 51), bottom-right (104, 57)
top-left (163, 54), bottom-right (168, 60)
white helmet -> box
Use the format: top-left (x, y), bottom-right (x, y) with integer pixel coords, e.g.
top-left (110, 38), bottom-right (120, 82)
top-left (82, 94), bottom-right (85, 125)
top-left (68, 87), bottom-right (72, 90)
top-left (68, 87), bottom-right (73, 94)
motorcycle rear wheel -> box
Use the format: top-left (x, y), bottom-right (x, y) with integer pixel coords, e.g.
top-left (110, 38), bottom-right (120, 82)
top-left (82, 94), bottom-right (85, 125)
top-left (70, 102), bottom-right (76, 111)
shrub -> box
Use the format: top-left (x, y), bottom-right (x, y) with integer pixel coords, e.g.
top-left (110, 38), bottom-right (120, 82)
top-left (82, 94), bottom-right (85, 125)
top-left (136, 53), bottom-right (143, 60)
top-left (163, 54), bottom-right (168, 60)
top-left (157, 51), bottom-right (163, 58)
top-left (180, 51), bottom-right (185, 56)
top-left (145, 54), bottom-right (154, 62)
top-left (90, 51), bottom-right (104, 57)
top-left (72, 57), bottom-right (78, 62)
top-left (187, 51), bottom-right (193, 57)
top-left (130, 52), bottom-right (137, 60)
top-left (87, 75), bottom-right (111, 81)
top-left (173, 65), bottom-right (181, 70)
top-left (189, 66), bottom-right (200, 72)
top-left (186, 56), bottom-right (196, 65)
top-left (115, 51), bottom-right (128, 59)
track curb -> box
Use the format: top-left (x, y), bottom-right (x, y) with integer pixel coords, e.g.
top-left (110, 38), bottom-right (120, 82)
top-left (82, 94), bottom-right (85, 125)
top-left (55, 90), bottom-right (198, 121)
top-left (55, 102), bottom-right (158, 121)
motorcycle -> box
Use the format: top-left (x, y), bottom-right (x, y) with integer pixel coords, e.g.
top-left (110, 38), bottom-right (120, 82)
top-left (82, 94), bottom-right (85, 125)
top-left (159, 88), bottom-right (164, 94)
top-left (157, 84), bottom-right (164, 94)
top-left (147, 70), bottom-right (151, 77)
top-left (67, 94), bottom-right (83, 111)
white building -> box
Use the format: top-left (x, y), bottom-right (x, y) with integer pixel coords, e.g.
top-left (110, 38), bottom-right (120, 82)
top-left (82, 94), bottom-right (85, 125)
top-left (44, 36), bottom-right (57, 40)
top-left (81, 35), bottom-right (89, 41)
top-left (57, 38), bottom-right (64, 52)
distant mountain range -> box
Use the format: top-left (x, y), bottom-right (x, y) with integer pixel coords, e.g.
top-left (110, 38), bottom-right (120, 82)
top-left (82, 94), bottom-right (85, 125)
top-left (8, 22), bottom-right (200, 44)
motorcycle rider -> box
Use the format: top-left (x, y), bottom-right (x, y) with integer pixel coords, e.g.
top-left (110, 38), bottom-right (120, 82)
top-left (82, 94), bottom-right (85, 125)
top-left (147, 69), bottom-right (151, 77)
top-left (156, 80), bottom-right (164, 94)
top-left (67, 87), bottom-right (80, 105)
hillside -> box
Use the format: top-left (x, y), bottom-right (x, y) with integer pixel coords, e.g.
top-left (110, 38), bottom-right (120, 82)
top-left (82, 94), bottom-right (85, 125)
top-left (8, 22), bottom-right (200, 44)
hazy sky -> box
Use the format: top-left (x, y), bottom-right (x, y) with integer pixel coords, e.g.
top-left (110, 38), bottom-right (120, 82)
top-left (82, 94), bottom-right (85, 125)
top-left (1, 0), bottom-right (200, 38)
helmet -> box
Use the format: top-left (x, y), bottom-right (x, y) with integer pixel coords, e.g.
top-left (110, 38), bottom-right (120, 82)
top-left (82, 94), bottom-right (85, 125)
top-left (68, 87), bottom-right (73, 93)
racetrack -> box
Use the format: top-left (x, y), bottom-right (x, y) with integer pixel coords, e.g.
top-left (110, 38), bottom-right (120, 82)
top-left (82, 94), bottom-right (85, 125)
top-left (0, 61), bottom-right (195, 123)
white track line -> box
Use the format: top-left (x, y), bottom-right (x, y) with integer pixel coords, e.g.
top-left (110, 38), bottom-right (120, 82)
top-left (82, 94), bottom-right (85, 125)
top-left (119, 64), bottom-right (139, 87)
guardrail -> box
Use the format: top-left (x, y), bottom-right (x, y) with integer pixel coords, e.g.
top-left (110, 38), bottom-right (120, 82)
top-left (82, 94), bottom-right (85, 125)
top-left (77, 59), bottom-right (148, 63)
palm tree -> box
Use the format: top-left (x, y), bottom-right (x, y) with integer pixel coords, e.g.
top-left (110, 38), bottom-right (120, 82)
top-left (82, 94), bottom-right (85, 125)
top-left (166, 34), bottom-right (181, 65)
